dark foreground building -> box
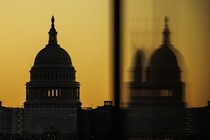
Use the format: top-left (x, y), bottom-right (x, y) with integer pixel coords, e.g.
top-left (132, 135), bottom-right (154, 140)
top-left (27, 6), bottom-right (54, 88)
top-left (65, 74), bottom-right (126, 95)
top-left (0, 102), bottom-right (23, 139)
top-left (185, 102), bottom-right (210, 139)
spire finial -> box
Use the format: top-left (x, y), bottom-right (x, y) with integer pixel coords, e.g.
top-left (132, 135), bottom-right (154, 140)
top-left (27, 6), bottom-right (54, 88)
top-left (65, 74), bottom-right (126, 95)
top-left (51, 16), bottom-right (55, 25)
top-left (162, 16), bottom-right (170, 45)
top-left (48, 16), bottom-right (58, 45)
top-left (164, 16), bottom-right (168, 25)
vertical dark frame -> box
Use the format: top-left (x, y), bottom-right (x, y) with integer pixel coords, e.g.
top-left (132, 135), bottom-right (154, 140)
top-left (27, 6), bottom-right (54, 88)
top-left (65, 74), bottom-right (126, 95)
top-left (113, 0), bottom-right (123, 138)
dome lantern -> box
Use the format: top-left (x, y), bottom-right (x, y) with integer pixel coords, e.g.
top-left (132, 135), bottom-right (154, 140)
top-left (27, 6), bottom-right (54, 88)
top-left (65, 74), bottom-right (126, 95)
top-left (34, 16), bottom-right (72, 65)
top-left (162, 16), bottom-right (171, 46)
top-left (48, 16), bottom-right (58, 46)
top-left (146, 16), bottom-right (181, 83)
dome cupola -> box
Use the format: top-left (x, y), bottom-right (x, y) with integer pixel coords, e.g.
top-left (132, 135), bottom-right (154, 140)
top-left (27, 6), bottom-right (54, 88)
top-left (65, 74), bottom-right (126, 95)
top-left (150, 16), bottom-right (178, 66)
top-left (146, 17), bottom-right (181, 84)
top-left (34, 16), bottom-right (72, 65)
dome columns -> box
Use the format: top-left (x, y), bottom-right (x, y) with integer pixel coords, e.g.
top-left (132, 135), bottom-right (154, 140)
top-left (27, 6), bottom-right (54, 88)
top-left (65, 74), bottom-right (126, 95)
top-left (29, 65), bottom-right (76, 81)
top-left (26, 87), bottom-right (80, 100)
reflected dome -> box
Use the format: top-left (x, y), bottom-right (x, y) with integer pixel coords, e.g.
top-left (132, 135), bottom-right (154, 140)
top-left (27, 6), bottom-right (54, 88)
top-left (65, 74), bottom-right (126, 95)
top-left (145, 17), bottom-right (181, 83)
top-left (150, 45), bottom-right (178, 66)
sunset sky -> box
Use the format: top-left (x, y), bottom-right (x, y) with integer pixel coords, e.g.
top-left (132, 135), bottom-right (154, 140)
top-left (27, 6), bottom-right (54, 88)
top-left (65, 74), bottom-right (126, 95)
top-left (0, 0), bottom-right (210, 108)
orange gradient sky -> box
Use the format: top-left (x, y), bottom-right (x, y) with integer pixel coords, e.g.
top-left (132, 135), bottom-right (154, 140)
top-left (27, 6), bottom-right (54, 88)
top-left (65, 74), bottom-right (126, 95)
top-left (0, 1), bottom-right (112, 108)
top-left (0, 0), bottom-right (210, 108)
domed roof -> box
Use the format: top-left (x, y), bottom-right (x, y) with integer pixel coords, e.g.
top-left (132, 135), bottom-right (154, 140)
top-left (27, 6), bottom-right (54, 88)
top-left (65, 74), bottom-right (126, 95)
top-left (150, 16), bottom-right (178, 66)
top-left (34, 16), bottom-right (72, 65)
top-left (145, 17), bottom-right (181, 83)
top-left (150, 45), bottom-right (178, 66)
top-left (34, 45), bottom-right (72, 65)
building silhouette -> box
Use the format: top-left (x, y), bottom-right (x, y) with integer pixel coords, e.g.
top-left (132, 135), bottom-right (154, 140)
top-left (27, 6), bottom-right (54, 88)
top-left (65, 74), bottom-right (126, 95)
top-left (23, 16), bottom-right (81, 138)
top-left (185, 102), bottom-right (210, 139)
top-left (0, 16), bottom-right (114, 140)
top-left (125, 17), bottom-right (186, 139)
top-left (0, 103), bottom-right (23, 138)
top-left (0, 16), bottom-right (210, 139)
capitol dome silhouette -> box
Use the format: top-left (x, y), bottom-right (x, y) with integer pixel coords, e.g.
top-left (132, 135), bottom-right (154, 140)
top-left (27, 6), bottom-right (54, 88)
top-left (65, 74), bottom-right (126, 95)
top-left (146, 17), bottom-right (181, 83)
top-left (34, 16), bottom-right (72, 66)
top-left (150, 45), bottom-right (178, 66)
top-left (25, 16), bottom-right (80, 104)
top-left (34, 45), bottom-right (72, 65)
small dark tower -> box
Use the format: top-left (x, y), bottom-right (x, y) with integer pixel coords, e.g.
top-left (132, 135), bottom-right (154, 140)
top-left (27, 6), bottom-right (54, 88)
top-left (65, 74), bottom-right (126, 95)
top-left (133, 49), bottom-right (144, 83)
top-left (129, 49), bottom-right (145, 108)
top-left (24, 16), bottom-right (81, 138)
top-left (127, 17), bottom-right (186, 139)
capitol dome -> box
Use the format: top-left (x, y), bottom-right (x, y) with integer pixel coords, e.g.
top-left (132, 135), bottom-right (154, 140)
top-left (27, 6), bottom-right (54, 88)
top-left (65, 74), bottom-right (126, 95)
top-left (150, 16), bottom-right (178, 67)
top-left (150, 45), bottom-right (178, 66)
top-left (34, 45), bottom-right (72, 65)
top-left (145, 17), bottom-right (181, 83)
top-left (25, 16), bottom-right (81, 107)
top-left (34, 16), bottom-right (72, 66)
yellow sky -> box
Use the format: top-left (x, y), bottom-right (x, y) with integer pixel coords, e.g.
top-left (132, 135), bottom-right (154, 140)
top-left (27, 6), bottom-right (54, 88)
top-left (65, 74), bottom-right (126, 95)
top-left (0, 1), bottom-right (112, 108)
top-left (0, 0), bottom-right (210, 108)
